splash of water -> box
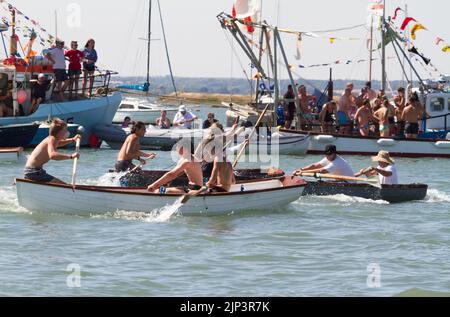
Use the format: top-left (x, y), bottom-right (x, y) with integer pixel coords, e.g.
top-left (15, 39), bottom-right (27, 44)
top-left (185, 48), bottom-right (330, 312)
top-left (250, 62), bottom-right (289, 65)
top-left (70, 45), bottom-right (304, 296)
top-left (295, 194), bottom-right (389, 206)
top-left (425, 189), bottom-right (450, 203)
top-left (0, 186), bottom-right (31, 214)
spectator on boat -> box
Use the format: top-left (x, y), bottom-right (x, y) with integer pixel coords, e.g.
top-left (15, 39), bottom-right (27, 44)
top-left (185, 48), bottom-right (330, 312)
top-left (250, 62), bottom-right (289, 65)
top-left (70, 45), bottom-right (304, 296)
top-left (46, 39), bottom-right (68, 101)
top-left (29, 73), bottom-right (51, 115)
top-left (156, 110), bottom-right (171, 129)
top-left (0, 82), bottom-right (13, 117)
top-left (122, 117), bottom-right (131, 128)
top-left (23, 118), bottom-right (81, 184)
top-left (147, 140), bottom-right (203, 194)
top-left (203, 112), bottom-right (218, 129)
top-left (354, 99), bottom-right (373, 137)
top-left (337, 87), bottom-right (354, 135)
top-left (356, 150), bottom-right (398, 185)
top-left (65, 41), bottom-right (84, 100)
top-left (373, 99), bottom-right (390, 138)
top-left (82, 39), bottom-right (98, 98)
top-left (394, 87), bottom-right (406, 137)
top-left (402, 92), bottom-right (424, 139)
top-left (365, 81), bottom-right (377, 102)
top-left (385, 99), bottom-right (397, 136)
top-left (173, 105), bottom-right (198, 129)
top-left (284, 85), bottom-right (296, 129)
top-left (298, 85), bottom-right (314, 130)
top-left (115, 121), bottom-right (156, 173)
top-left (319, 101), bottom-right (337, 134)
top-left (295, 145), bottom-right (355, 180)
top-left (276, 103), bottom-right (286, 127)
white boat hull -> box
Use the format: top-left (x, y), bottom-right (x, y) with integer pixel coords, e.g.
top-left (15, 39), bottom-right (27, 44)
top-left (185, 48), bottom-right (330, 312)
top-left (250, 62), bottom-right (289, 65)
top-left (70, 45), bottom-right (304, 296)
top-left (113, 109), bottom-right (177, 125)
top-left (303, 132), bottom-right (450, 158)
top-left (0, 147), bottom-right (22, 162)
top-left (16, 178), bottom-right (306, 216)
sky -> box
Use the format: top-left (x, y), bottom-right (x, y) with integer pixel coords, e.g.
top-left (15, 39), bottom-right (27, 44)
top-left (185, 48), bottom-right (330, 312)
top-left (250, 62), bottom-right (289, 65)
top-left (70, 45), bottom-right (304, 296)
top-left (1, 0), bottom-right (449, 82)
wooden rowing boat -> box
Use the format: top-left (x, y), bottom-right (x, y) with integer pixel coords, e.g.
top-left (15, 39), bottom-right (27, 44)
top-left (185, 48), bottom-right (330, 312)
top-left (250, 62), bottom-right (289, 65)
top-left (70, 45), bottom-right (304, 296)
top-left (0, 147), bottom-right (23, 162)
top-left (302, 181), bottom-right (428, 203)
top-left (15, 177), bottom-right (307, 216)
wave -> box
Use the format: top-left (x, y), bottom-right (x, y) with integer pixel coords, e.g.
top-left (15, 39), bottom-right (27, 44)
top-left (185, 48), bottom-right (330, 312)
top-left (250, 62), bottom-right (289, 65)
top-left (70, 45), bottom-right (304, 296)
top-left (92, 197), bottom-right (184, 223)
top-left (425, 189), bottom-right (450, 203)
top-left (394, 288), bottom-right (450, 297)
top-left (295, 194), bottom-right (389, 206)
top-left (0, 186), bottom-right (31, 214)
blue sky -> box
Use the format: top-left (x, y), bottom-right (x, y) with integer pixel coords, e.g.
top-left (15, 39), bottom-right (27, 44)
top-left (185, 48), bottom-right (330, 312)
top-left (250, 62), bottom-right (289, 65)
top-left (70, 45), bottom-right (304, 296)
top-left (2, 0), bottom-right (449, 81)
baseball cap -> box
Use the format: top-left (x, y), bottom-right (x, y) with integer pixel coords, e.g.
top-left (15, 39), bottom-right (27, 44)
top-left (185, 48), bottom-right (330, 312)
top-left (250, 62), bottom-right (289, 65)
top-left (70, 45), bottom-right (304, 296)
top-left (325, 145), bottom-right (337, 155)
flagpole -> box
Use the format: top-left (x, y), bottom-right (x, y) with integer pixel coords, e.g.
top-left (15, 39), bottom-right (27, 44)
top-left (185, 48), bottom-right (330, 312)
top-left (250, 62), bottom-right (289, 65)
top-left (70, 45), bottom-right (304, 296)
top-left (146, 0), bottom-right (153, 90)
top-left (369, 15), bottom-right (374, 84)
top-left (381, 0), bottom-right (386, 91)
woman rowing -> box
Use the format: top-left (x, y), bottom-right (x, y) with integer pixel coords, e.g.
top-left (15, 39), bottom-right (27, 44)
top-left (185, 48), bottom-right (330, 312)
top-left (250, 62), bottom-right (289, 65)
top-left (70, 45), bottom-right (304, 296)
top-left (355, 151), bottom-right (398, 185)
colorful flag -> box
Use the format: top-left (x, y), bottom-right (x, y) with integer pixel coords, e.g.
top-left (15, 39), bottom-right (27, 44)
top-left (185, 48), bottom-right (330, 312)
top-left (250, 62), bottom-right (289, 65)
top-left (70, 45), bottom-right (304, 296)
top-left (436, 37), bottom-right (444, 45)
top-left (294, 33), bottom-right (302, 60)
top-left (392, 7), bottom-right (403, 20)
top-left (442, 45), bottom-right (450, 53)
top-left (232, 0), bottom-right (260, 33)
top-left (411, 24), bottom-right (427, 40)
top-left (400, 17), bottom-right (417, 31)
top-left (368, 0), bottom-right (384, 16)
top-left (408, 46), bottom-right (431, 65)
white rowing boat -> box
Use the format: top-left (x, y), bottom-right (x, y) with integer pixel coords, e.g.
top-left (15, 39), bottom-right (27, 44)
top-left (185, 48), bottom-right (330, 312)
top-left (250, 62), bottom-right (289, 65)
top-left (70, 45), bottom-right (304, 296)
top-left (15, 177), bottom-right (306, 216)
top-left (0, 147), bottom-right (23, 162)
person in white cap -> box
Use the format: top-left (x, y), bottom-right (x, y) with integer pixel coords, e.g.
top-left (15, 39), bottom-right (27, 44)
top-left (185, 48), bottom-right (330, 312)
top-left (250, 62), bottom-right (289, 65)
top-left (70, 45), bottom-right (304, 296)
top-left (173, 105), bottom-right (198, 129)
top-left (29, 73), bottom-right (51, 114)
top-left (356, 150), bottom-right (398, 185)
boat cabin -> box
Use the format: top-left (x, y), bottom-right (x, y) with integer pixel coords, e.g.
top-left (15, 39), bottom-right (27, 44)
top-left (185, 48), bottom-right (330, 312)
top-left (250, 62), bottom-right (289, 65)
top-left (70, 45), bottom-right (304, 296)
top-left (424, 91), bottom-right (450, 131)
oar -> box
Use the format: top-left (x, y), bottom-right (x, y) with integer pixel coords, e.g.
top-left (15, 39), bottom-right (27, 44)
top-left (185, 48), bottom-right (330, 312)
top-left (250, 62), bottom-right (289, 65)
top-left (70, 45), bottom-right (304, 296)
top-left (129, 155), bottom-right (156, 174)
top-left (296, 172), bottom-right (380, 187)
top-left (232, 103), bottom-right (270, 168)
top-left (71, 126), bottom-right (85, 191)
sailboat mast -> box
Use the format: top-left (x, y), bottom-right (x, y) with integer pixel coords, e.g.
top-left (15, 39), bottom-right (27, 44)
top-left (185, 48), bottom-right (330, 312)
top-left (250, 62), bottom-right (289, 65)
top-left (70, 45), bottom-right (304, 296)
top-left (381, 0), bottom-right (386, 91)
top-left (146, 0), bottom-right (152, 86)
top-left (10, 9), bottom-right (17, 57)
top-left (369, 15), bottom-right (374, 84)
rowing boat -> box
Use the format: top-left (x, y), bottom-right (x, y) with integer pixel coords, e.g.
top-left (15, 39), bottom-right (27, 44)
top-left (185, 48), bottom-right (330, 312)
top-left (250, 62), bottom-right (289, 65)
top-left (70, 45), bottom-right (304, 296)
top-left (0, 147), bottom-right (23, 162)
top-left (302, 181), bottom-right (428, 203)
top-left (15, 177), bottom-right (306, 216)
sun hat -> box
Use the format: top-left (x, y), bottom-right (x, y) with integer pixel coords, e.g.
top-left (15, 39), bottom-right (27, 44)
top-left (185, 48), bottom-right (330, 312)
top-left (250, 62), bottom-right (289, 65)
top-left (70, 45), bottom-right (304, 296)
top-left (179, 105), bottom-right (187, 112)
top-left (372, 150), bottom-right (395, 165)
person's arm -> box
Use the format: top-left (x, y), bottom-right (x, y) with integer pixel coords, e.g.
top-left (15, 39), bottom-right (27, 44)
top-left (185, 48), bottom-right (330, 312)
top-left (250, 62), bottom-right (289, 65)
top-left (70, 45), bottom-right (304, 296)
top-left (46, 51), bottom-right (55, 64)
top-left (47, 137), bottom-right (78, 161)
top-left (186, 113), bottom-right (198, 123)
top-left (147, 162), bottom-right (186, 191)
top-left (295, 162), bottom-right (325, 175)
top-left (372, 167), bottom-right (392, 177)
top-left (206, 159), bottom-right (219, 188)
top-left (58, 134), bottom-right (81, 147)
top-left (138, 151), bottom-right (156, 160)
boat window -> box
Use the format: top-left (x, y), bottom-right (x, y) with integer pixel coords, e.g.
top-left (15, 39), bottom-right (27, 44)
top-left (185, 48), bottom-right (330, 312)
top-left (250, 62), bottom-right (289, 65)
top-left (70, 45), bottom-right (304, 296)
top-left (119, 104), bottom-right (134, 109)
top-left (429, 97), bottom-right (445, 112)
top-left (448, 98), bottom-right (450, 111)
top-left (138, 106), bottom-right (150, 110)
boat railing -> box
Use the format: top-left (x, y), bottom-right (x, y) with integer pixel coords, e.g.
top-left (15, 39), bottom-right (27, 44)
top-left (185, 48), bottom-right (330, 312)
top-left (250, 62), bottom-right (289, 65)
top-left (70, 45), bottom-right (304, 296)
top-left (422, 112), bottom-right (450, 132)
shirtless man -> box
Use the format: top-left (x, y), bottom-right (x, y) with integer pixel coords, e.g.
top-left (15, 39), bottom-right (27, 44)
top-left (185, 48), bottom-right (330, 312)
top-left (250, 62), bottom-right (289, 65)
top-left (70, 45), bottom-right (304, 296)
top-left (206, 150), bottom-right (236, 193)
top-left (354, 99), bottom-right (373, 137)
top-left (23, 119), bottom-right (80, 184)
top-left (115, 121), bottom-right (156, 172)
top-left (402, 93), bottom-right (424, 139)
top-left (319, 101), bottom-right (337, 134)
top-left (337, 86), bottom-right (355, 134)
top-left (373, 100), bottom-right (390, 137)
top-left (365, 81), bottom-right (377, 102)
top-left (394, 87), bottom-right (406, 137)
top-left (298, 85), bottom-right (313, 130)
top-left (147, 141), bottom-right (203, 194)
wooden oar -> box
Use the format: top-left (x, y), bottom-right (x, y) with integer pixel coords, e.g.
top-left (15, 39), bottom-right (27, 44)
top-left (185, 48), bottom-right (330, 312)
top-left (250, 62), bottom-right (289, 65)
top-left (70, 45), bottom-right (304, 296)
top-left (232, 104), bottom-right (270, 168)
top-left (71, 127), bottom-right (84, 191)
top-left (296, 172), bottom-right (380, 185)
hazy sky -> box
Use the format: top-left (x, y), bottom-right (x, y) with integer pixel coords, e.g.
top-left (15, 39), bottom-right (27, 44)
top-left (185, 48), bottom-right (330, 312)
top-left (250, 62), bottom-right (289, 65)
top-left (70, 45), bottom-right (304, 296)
top-left (2, 0), bottom-right (449, 82)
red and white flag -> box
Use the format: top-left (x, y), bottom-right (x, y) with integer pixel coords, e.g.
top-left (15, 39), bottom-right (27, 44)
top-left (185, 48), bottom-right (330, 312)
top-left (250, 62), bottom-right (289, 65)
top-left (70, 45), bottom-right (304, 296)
top-left (232, 0), bottom-right (261, 33)
top-left (368, 0), bottom-right (384, 16)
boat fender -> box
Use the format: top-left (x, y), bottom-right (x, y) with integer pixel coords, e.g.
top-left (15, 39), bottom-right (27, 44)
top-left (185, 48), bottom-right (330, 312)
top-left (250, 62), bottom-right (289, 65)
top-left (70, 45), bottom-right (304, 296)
top-left (377, 139), bottom-right (396, 146)
top-left (315, 135), bottom-right (336, 143)
top-left (434, 141), bottom-right (450, 149)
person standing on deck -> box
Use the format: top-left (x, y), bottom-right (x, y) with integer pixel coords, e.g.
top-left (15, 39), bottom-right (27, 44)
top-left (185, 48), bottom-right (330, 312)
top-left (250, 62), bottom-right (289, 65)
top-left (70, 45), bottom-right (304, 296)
top-left (46, 40), bottom-right (68, 101)
top-left (23, 119), bottom-right (81, 184)
top-left (356, 151), bottom-right (398, 185)
top-left (365, 81), bottom-right (377, 102)
top-left (373, 99), bottom-right (390, 138)
top-left (354, 99), bottom-right (373, 137)
top-left (295, 145), bottom-right (355, 180)
top-left (298, 85), bottom-right (313, 130)
top-left (29, 74), bottom-right (51, 114)
top-left (319, 101), bottom-right (337, 134)
top-left (156, 110), bottom-right (171, 129)
top-left (394, 87), bottom-right (406, 137)
top-left (283, 85), bottom-right (296, 129)
top-left (115, 122), bottom-right (156, 172)
top-left (402, 92), bottom-right (424, 139)
top-left (173, 105), bottom-right (198, 129)
top-left (337, 86), bottom-right (355, 135)
top-left (65, 41), bottom-right (84, 100)
top-left (82, 39), bottom-right (98, 98)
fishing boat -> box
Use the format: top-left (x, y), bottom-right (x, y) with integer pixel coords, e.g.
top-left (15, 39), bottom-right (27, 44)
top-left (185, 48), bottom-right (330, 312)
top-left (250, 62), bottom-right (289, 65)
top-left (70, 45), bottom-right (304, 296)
top-left (0, 147), bottom-right (22, 162)
top-left (0, 4), bottom-right (122, 147)
top-left (113, 98), bottom-right (177, 125)
top-left (15, 177), bottom-right (307, 216)
top-left (28, 122), bottom-right (80, 148)
top-left (0, 122), bottom-right (39, 147)
top-left (302, 181), bottom-right (428, 203)
top-left (95, 123), bottom-right (310, 154)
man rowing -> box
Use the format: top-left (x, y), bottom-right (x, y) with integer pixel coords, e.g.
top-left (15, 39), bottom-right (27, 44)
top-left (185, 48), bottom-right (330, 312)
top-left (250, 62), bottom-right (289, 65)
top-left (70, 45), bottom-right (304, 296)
top-left (115, 122), bottom-right (156, 172)
top-left (147, 140), bottom-right (203, 194)
top-left (24, 118), bottom-right (80, 184)
top-left (355, 150), bottom-right (398, 185)
top-left (295, 145), bottom-right (355, 181)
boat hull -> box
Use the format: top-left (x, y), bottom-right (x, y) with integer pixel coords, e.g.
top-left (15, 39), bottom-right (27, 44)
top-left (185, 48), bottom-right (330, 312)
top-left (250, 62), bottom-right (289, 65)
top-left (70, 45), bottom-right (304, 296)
top-left (303, 181), bottom-right (428, 203)
top-left (0, 147), bottom-right (23, 162)
top-left (113, 109), bottom-right (177, 125)
top-left (0, 123), bottom-right (39, 147)
top-left (16, 178), bottom-right (306, 216)
top-left (29, 124), bottom-right (80, 148)
top-left (0, 92), bottom-right (122, 146)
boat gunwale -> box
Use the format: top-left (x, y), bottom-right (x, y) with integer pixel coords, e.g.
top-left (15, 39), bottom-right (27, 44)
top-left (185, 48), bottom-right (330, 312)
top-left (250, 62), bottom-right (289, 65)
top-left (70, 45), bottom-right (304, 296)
top-left (15, 177), bottom-right (307, 198)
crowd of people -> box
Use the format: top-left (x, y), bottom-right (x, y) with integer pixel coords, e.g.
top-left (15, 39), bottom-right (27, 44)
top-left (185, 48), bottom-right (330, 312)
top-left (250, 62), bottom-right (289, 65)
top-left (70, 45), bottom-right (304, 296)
top-left (280, 82), bottom-right (429, 140)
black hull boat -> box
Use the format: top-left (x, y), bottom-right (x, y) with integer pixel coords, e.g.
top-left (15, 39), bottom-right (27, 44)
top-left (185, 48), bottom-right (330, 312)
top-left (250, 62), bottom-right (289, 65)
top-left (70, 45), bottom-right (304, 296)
top-left (302, 182), bottom-right (428, 203)
top-left (0, 123), bottom-right (39, 147)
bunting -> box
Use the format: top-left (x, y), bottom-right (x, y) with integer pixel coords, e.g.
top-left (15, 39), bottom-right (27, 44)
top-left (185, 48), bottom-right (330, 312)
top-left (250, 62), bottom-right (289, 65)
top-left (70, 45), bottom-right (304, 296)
top-left (411, 24), bottom-right (427, 40)
top-left (408, 46), bottom-right (431, 65)
top-left (298, 56), bottom-right (396, 69)
top-left (400, 17), bottom-right (417, 31)
top-left (232, 0), bottom-right (260, 34)
top-left (392, 7), bottom-right (403, 20)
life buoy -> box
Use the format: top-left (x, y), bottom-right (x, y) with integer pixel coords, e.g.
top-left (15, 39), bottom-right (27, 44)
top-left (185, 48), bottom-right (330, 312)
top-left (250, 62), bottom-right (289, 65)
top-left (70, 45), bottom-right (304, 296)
top-left (89, 134), bottom-right (101, 149)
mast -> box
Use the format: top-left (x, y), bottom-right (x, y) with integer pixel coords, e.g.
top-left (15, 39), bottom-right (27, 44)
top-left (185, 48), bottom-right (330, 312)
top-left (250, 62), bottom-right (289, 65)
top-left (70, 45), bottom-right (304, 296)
top-left (55, 10), bottom-right (58, 40)
top-left (145, 0), bottom-right (153, 90)
top-left (369, 15), bottom-right (374, 84)
top-left (381, 0), bottom-right (386, 91)
top-left (10, 9), bottom-right (17, 57)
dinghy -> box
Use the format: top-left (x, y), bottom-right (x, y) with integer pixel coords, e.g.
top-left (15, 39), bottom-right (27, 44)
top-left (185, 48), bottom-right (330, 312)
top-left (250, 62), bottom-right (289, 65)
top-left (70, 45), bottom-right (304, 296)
top-left (0, 147), bottom-right (23, 162)
top-left (15, 177), bottom-right (307, 216)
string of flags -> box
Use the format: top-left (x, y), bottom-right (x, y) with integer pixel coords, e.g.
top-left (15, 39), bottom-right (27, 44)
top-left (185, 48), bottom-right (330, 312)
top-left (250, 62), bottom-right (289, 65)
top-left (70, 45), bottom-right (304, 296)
top-left (298, 56), bottom-right (396, 69)
top-left (391, 7), bottom-right (449, 53)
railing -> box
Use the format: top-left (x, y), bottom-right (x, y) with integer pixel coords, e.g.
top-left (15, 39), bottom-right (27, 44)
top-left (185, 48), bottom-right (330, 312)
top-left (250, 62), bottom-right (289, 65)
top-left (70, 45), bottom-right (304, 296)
top-left (422, 112), bottom-right (450, 132)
